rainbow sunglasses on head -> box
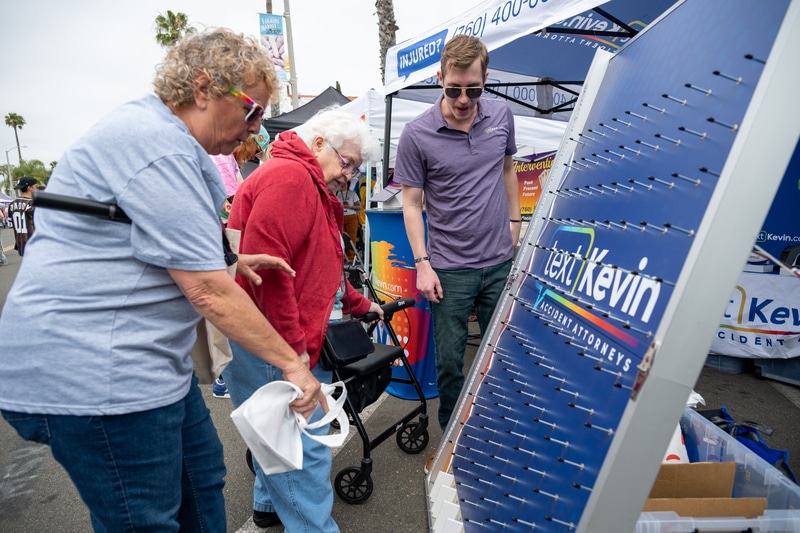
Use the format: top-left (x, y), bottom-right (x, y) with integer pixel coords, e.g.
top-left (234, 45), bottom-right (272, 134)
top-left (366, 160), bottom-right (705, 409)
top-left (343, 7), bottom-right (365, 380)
top-left (228, 87), bottom-right (266, 124)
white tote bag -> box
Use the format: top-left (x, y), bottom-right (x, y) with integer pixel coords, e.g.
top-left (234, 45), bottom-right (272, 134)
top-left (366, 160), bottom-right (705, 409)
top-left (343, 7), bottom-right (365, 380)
top-left (230, 381), bottom-right (349, 474)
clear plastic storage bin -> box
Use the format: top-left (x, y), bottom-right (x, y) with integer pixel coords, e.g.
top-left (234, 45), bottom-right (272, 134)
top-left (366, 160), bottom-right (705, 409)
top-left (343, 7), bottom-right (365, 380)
top-left (635, 408), bottom-right (800, 532)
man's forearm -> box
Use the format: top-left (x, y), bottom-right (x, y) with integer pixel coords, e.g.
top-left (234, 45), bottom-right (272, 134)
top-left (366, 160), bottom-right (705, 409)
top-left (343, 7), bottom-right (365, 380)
top-left (402, 204), bottom-right (428, 261)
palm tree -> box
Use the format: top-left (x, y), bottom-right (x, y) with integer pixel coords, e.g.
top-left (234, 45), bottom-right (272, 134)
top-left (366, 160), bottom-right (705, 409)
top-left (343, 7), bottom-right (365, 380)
top-left (11, 158), bottom-right (51, 185)
top-left (4, 112), bottom-right (25, 160)
top-left (375, 0), bottom-right (398, 84)
top-left (154, 10), bottom-right (196, 48)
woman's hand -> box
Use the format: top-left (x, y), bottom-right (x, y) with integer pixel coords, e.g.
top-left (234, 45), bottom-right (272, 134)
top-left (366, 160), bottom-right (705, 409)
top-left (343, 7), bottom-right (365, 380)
top-left (236, 254), bottom-right (296, 286)
top-left (283, 357), bottom-right (327, 418)
top-left (366, 301), bottom-right (384, 323)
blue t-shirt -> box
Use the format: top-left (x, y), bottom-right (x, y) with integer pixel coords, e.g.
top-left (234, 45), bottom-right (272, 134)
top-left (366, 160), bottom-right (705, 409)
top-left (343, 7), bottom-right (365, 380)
top-left (0, 94), bottom-right (227, 416)
top-left (394, 95), bottom-right (517, 269)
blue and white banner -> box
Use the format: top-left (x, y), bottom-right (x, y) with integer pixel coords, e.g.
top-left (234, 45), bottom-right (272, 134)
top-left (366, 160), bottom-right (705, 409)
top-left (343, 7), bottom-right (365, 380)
top-left (259, 13), bottom-right (287, 82)
top-left (712, 272), bottom-right (800, 359)
top-left (383, 0), bottom-right (606, 94)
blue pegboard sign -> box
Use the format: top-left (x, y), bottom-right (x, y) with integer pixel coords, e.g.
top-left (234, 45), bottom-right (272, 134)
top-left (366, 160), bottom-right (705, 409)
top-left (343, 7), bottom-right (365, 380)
top-left (426, 0), bottom-right (799, 531)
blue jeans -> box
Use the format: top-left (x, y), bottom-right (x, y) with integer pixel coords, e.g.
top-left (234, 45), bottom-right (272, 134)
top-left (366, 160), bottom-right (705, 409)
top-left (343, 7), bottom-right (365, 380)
top-left (225, 342), bottom-right (339, 533)
top-left (1, 375), bottom-right (225, 532)
top-left (432, 259), bottom-right (512, 430)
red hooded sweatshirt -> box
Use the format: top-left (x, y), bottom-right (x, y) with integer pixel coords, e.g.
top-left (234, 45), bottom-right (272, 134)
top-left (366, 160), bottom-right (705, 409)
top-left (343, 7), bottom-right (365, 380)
top-left (228, 131), bottom-right (372, 369)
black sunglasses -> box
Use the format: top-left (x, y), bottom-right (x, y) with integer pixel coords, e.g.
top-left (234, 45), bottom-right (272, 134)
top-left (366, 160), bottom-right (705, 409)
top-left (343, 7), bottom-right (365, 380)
top-left (444, 86), bottom-right (483, 99)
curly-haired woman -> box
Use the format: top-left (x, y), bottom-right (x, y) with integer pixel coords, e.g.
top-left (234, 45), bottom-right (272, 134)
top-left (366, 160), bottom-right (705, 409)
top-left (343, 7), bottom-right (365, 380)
top-left (0, 28), bottom-right (323, 532)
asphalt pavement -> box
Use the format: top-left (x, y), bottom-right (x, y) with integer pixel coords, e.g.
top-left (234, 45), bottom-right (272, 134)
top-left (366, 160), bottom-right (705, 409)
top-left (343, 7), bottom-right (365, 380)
top-left (0, 224), bottom-right (798, 532)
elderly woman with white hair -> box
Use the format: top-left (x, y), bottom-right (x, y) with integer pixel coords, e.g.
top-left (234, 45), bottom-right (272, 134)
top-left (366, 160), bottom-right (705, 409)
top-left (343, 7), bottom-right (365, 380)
top-left (225, 107), bottom-right (383, 532)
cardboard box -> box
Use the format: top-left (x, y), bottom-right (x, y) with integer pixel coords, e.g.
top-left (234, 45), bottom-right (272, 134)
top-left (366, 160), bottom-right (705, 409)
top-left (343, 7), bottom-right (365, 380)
top-left (644, 462), bottom-right (767, 519)
top-left (636, 409), bottom-right (800, 531)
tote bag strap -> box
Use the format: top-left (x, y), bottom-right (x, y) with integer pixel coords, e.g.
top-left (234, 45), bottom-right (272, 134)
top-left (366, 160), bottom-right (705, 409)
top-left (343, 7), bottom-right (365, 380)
top-left (295, 381), bottom-right (349, 447)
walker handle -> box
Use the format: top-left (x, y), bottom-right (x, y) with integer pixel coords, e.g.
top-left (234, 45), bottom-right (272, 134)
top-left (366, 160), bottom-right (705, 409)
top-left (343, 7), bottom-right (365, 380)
top-left (31, 191), bottom-right (131, 224)
top-left (360, 297), bottom-right (416, 322)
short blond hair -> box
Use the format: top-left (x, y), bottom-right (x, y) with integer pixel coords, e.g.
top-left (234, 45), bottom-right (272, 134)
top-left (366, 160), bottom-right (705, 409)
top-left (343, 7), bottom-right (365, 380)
top-left (153, 28), bottom-right (278, 107)
top-left (440, 34), bottom-right (489, 80)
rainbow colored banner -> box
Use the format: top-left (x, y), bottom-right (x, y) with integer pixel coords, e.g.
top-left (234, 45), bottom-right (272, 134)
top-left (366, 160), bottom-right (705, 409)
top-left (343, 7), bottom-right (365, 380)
top-left (367, 210), bottom-right (438, 399)
top-left (517, 151), bottom-right (555, 222)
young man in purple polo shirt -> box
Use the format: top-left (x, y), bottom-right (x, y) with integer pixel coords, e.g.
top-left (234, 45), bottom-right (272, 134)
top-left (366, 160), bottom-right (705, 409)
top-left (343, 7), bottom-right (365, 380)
top-left (394, 35), bottom-right (521, 439)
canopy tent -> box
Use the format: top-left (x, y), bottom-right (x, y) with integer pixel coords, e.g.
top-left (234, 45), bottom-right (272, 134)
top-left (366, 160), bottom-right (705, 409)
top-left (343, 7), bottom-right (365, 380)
top-left (384, 0), bottom-right (676, 117)
top-left (262, 86), bottom-right (350, 141)
top-left (381, 0), bottom-right (676, 182)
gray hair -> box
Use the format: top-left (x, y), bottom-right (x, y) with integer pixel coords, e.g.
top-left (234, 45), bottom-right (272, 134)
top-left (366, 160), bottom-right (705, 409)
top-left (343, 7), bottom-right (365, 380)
top-left (300, 106), bottom-right (382, 162)
top-left (153, 27), bottom-right (278, 108)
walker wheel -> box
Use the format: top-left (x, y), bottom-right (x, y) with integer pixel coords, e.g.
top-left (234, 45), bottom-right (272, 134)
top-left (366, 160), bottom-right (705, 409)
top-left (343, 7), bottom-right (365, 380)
top-left (396, 422), bottom-right (429, 454)
top-left (334, 467), bottom-right (373, 504)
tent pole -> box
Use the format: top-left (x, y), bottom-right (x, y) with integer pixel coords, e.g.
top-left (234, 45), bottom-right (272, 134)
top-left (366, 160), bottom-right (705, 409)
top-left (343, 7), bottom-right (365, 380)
top-left (382, 94), bottom-right (394, 188)
top-left (283, 0), bottom-right (299, 109)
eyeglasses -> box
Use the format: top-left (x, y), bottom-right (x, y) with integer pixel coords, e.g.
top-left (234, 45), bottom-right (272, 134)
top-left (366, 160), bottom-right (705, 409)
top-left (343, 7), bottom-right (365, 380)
top-left (228, 87), bottom-right (266, 124)
top-left (327, 142), bottom-right (363, 180)
top-left (444, 86), bottom-right (483, 99)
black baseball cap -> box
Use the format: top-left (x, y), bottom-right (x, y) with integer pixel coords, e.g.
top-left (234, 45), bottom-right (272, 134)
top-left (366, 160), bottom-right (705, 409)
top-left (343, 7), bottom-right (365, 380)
top-left (14, 176), bottom-right (38, 190)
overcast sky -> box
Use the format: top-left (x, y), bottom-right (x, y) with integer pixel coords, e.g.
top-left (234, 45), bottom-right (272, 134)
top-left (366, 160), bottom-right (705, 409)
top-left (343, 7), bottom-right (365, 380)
top-left (0, 0), bottom-right (473, 166)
